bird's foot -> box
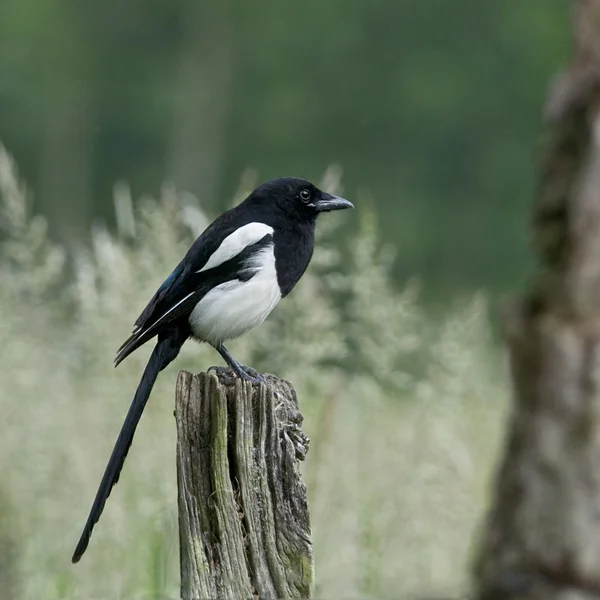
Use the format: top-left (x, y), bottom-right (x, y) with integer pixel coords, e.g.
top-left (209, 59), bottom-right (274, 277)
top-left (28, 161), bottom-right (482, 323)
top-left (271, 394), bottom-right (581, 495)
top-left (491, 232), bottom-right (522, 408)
top-left (209, 363), bottom-right (266, 385)
top-left (235, 364), bottom-right (267, 385)
top-left (240, 364), bottom-right (261, 378)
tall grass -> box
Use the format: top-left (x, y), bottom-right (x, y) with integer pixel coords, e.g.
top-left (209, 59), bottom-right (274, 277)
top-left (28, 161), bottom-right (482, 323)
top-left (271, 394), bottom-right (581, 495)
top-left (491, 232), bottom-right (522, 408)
top-left (0, 147), bottom-right (508, 599)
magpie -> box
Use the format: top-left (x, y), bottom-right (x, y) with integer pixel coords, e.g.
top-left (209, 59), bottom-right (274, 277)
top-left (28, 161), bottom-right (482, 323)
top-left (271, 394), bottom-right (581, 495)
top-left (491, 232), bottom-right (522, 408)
top-left (71, 176), bottom-right (353, 563)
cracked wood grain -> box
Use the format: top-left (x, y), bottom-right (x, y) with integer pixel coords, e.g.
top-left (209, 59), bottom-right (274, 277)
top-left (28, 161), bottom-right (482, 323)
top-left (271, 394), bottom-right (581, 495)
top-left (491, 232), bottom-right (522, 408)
top-left (175, 369), bottom-right (312, 600)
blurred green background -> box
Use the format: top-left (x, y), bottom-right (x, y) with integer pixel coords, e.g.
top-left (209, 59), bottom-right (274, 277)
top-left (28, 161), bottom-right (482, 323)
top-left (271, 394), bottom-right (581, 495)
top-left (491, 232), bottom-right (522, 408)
top-left (0, 0), bottom-right (570, 296)
top-left (0, 2), bottom-right (573, 598)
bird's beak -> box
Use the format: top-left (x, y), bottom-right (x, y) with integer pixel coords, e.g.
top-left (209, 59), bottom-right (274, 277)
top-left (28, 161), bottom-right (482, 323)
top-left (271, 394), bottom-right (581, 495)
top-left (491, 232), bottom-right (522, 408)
top-left (314, 193), bottom-right (354, 212)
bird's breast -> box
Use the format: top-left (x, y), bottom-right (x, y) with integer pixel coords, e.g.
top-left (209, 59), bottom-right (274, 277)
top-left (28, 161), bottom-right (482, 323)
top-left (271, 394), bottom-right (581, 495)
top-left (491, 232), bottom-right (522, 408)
top-left (188, 244), bottom-right (282, 345)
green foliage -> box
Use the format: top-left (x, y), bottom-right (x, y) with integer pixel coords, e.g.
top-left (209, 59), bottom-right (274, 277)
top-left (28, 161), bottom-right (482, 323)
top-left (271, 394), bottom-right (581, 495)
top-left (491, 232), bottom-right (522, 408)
top-left (0, 151), bottom-right (508, 598)
top-left (0, 487), bottom-right (19, 600)
top-left (0, 0), bottom-right (570, 293)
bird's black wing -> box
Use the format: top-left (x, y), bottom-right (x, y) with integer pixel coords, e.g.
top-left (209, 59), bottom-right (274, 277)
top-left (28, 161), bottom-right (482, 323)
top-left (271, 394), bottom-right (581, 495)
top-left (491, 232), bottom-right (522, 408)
top-left (131, 210), bottom-right (243, 332)
top-left (115, 207), bottom-right (272, 365)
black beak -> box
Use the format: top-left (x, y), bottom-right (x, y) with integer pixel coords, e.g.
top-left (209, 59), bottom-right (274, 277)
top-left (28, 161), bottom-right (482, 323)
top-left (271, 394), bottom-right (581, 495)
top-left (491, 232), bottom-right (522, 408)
top-left (314, 192), bottom-right (354, 212)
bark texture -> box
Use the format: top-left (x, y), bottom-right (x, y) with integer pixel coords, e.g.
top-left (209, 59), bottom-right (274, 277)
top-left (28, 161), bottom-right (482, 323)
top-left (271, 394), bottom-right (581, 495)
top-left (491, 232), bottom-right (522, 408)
top-left (474, 2), bottom-right (600, 599)
top-left (175, 369), bottom-right (313, 600)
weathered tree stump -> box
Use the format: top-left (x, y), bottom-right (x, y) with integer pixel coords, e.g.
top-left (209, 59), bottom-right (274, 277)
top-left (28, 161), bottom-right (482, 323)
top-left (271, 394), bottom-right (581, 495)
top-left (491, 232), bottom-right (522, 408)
top-left (175, 368), bottom-right (313, 600)
top-left (474, 1), bottom-right (600, 599)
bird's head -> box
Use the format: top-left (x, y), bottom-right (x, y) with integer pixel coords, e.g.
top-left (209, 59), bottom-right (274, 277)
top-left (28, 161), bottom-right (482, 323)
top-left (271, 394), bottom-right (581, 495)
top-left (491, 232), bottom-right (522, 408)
top-left (249, 177), bottom-right (353, 221)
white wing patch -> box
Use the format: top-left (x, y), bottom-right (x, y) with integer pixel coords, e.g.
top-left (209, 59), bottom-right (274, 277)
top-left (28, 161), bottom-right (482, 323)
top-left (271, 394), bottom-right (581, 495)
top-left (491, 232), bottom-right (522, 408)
top-left (189, 243), bottom-right (281, 344)
top-left (198, 222), bottom-right (274, 273)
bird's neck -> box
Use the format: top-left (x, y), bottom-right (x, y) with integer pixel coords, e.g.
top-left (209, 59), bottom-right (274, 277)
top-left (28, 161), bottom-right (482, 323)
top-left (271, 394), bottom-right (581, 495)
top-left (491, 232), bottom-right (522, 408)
top-left (273, 220), bottom-right (316, 297)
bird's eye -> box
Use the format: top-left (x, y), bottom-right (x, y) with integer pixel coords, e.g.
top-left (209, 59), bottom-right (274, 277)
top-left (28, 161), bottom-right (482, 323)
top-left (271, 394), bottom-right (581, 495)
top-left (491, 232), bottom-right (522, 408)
top-left (299, 189), bottom-right (311, 202)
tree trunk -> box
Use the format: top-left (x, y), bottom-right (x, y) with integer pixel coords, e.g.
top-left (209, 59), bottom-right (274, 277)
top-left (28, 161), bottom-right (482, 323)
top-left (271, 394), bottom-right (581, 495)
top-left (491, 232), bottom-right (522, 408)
top-left (175, 369), bottom-right (313, 600)
top-left (474, 1), bottom-right (600, 598)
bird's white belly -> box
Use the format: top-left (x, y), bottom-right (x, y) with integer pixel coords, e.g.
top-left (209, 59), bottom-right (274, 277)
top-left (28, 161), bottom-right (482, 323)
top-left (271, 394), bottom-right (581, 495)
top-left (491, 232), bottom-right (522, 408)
top-left (188, 246), bottom-right (281, 345)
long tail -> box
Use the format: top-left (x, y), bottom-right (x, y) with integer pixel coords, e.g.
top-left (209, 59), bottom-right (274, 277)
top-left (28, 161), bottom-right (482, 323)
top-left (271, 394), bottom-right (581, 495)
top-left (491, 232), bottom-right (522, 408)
top-left (71, 328), bottom-right (187, 563)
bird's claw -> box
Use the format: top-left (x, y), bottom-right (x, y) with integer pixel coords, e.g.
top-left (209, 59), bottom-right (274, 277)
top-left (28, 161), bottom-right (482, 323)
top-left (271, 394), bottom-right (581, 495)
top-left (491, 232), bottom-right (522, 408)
top-left (240, 365), bottom-right (261, 378)
top-left (210, 363), bottom-right (266, 385)
top-left (237, 365), bottom-right (267, 385)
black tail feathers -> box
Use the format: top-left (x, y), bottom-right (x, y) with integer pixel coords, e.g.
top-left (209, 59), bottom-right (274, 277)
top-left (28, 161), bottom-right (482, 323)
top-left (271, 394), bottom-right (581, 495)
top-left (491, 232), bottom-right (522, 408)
top-left (71, 328), bottom-right (187, 563)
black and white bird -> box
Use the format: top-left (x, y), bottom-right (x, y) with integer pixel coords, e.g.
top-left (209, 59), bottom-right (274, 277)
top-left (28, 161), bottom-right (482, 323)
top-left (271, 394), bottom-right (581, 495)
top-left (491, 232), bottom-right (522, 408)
top-left (71, 176), bottom-right (353, 563)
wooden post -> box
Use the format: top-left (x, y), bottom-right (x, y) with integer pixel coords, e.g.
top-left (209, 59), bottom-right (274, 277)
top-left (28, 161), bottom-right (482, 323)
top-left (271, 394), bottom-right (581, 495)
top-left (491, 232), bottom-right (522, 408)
top-left (474, 1), bottom-right (600, 599)
top-left (175, 369), bottom-right (313, 600)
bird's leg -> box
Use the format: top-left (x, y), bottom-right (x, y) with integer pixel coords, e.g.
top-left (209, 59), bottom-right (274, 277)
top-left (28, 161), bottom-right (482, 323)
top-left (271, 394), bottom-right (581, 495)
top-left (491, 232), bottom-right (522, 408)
top-left (212, 342), bottom-right (265, 385)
